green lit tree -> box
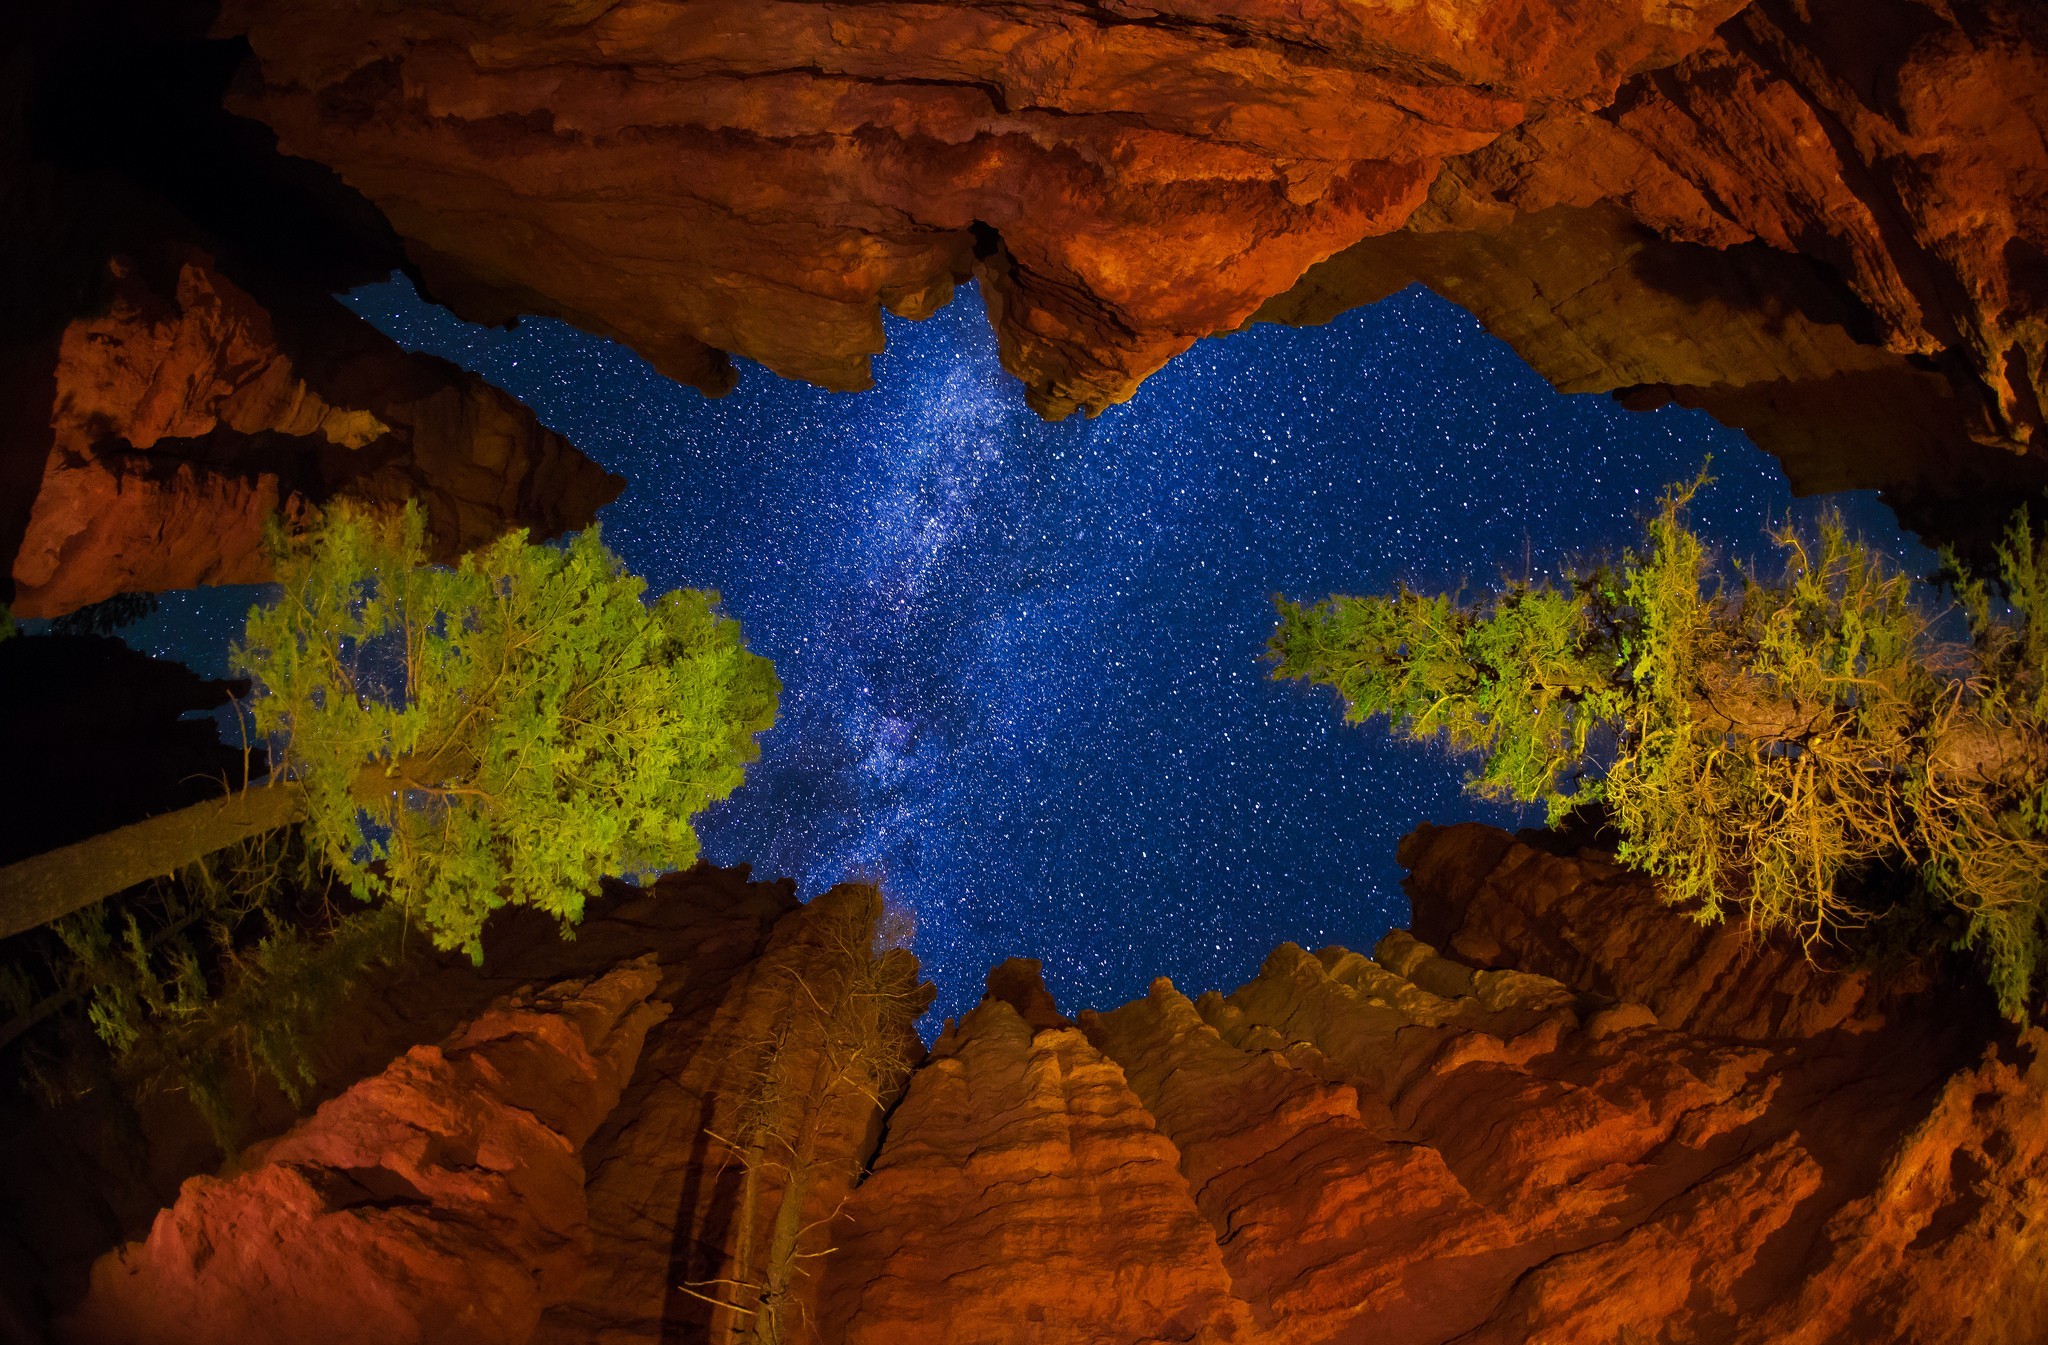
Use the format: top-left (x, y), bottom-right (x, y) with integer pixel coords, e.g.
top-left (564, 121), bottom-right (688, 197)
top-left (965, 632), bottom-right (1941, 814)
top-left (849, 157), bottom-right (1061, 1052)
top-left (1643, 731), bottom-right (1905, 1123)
top-left (0, 503), bottom-right (780, 957)
top-left (1270, 476), bottom-right (2048, 1019)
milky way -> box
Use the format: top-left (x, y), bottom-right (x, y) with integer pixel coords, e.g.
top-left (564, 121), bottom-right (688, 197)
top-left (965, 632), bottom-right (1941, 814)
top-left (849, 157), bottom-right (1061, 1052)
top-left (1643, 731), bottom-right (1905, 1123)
top-left (145, 281), bottom-right (1927, 1024)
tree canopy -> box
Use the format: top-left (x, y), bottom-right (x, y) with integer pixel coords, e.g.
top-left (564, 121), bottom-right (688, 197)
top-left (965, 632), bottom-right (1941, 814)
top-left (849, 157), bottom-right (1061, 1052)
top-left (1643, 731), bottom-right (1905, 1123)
top-left (1270, 477), bottom-right (2048, 1019)
top-left (237, 502), bottom-right (781, 958)
top-left (2, 504), bottom-right (778, 1143)
top-left (0, 503), bottom-right (780, 954)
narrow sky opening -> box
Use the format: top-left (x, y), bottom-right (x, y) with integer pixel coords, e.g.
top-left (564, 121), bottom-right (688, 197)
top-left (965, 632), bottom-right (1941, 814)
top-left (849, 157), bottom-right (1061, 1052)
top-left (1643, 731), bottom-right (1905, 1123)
top-left (139, 280), bottom-right (1929, 1023)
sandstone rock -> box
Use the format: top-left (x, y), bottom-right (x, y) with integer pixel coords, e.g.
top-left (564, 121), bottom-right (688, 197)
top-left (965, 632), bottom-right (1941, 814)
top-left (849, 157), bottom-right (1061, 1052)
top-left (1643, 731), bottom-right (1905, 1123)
top-left (60, 957), bottom-right (672, 1345)
top-left (8, 245), bottom-right (621, 618)
top-left (1259, 0), bottom-right (2048, 552)
top-left (28, 834), bottom-right (2047, 1343)
top-left (201, 0), bottom-right (2048, 543)
top-left (1399, 821), bottom-right (1902, 1039)
top-left (0, 860), bottom-right (800, 1332)
top-left (215, 0), bottom-right (1747, 418)
top-left (1081, 975), bottom-right (1523, 1344)
top-left (534, 880), bottom-right (927, 1345)
top-left (815, 963), bottom-right (1259, 1344)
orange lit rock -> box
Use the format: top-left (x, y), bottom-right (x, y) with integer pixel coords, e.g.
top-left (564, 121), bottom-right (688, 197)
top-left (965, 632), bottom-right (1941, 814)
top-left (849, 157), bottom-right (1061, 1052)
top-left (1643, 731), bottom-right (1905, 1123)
top-left (8, 246), bottom-right (620, 618)
top-left (34, 829), bottom-right (2048, 1343)
top-left (214, 0), bottom-right (1749, 419)
top-left (1259, 0), bottom-right (2048, 547)
top-left (805, 826), bottom-right (2044, 1343)
top-left (60, 957), bottom-right (671, 1345)
top-left (1397, 821), bottom-right (1903, 1040)
top-left (534, 881), bottom-right (927, 1345)
top-left (814, 964), bottom-right (1260, 1344)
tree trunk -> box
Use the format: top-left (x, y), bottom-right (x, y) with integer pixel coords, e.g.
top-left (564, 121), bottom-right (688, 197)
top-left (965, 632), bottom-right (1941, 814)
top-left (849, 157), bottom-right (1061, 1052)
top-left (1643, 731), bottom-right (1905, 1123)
top-left (0, 758), bottom-right (430, 940)
top-left (0, 782), bottom-right (304, 941)
top-left (748, 1124), bottom-right (817, 1345)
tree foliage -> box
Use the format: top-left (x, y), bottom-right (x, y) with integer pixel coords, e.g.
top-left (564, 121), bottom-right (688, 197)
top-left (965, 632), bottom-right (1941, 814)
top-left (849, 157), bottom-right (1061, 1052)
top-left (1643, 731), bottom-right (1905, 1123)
top-left (1, 831), bottom-right (397, 1148)
top-left (1270, 476), bottom-right (2048, 1019)
top-left (2, 504), bottom-right (779, 1146)
top-left (236, 502), bottom-right (780, 958)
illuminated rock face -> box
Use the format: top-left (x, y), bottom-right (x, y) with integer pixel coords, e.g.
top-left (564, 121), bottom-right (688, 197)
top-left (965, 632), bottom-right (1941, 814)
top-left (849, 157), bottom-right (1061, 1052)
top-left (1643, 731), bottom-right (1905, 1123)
top-left (214, 0), bottom-right (1749, 419)
top-left (813, 895), bottom-right (2045, 1343)
top-left (61, 957), bottom-right (673, 1345)
top-left (57, 834), bottom-right (2043, 1344)
top-left (1258, 0), bottom-right (2048, 550)
top-left (7, 244), bottom-right (620, 618)
top-left (212, 0), bottom-right (2048, 537)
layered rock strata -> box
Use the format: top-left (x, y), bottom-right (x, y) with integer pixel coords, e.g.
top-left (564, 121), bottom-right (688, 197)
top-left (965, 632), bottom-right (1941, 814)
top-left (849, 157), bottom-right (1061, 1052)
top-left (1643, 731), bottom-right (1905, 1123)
top-left (7, 243), bottom-right (621, 618)
top-left (1, 4), bottom-right (624, 619)
top-left (812, 927), bottom-right (2043, 1341)
top-left (531, 881), bottom-right (927, 1345)
top-left (0, 862), bottom-right (802, 1329)
top-left (1397, 821), bottom-right (1905, 1041)
top-left (814, 963), bottom-right (1260, 1344)
top-left (211, 0), bottom-right (2048, 546)
top-left (1256, 0), bottom-right (2048, 548)
top-left (61, 956), bottom-right (672, 1345)
top-left (216, 0), bottom-right (1750, 418)
top-left (48, 827), bottom-right (2044, 1343)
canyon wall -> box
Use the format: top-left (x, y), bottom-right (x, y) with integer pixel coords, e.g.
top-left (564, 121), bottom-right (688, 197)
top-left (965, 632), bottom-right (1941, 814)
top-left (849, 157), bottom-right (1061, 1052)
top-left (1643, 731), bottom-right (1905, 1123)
top-left (9, 1), bottom-right (2042, 603)
top-left (1, 4), bottom-right (621, 619)
top-left (210, 0), bottom-right (2048, 548)
top-left (214, 0), bottom-right (1751, 419)
top-left (48, 828), bottom-right (2047, 1343)
top-left (7, 3), bottom-right (2043, 607)
top-left (63, 956), bottom-right (673, 1345)
top-left (1256, 0), bottom-right (2048, 551)
top-left (1, 861), bottom-right (805, 1333)
top-left (7, 243), bottom-right (621, 617)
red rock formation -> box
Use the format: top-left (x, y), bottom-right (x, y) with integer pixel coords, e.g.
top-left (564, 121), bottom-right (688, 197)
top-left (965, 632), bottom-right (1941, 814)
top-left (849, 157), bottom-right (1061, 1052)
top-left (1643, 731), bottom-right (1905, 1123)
top-left (29, 833), bottom-right (2047, 1344)
top-left (60, 956), bottom-right (671, 1345)
top-left (202, 0), bottom-right (2048, 550)
top-left (1258, 0), bottom-right (2048, 546)
top-left (532, 881), bottom-right (928, 1345)
top-left (0, 860), bottom-right (800, 1331)
top-left (215, 0), bottom-right (1748, 419)
top-left (810, 839), bottom-right (2037, 1344)
top-left (7, 244), bottom-right (621, 618)
top-left (1397, 821), bottom-right (1907, 1040)
top-left (815, 971), bottom-right (1260, 1344)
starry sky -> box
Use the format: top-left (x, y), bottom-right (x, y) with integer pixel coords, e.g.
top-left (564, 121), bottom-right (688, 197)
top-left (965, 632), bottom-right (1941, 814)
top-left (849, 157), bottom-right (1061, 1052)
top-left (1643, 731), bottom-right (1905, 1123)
top-left (136, 281), bottom-right (1928, 1024)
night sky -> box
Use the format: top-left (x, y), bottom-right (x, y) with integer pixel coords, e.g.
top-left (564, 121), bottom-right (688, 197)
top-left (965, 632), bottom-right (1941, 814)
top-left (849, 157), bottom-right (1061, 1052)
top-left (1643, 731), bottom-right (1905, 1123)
top-left (135, 282), bottom-right (1928, 1024)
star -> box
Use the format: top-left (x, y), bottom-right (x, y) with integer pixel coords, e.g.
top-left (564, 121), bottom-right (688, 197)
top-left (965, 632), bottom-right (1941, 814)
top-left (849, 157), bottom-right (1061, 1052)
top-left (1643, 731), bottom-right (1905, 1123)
top-left (115, 276), bottom-right (1911, 1026)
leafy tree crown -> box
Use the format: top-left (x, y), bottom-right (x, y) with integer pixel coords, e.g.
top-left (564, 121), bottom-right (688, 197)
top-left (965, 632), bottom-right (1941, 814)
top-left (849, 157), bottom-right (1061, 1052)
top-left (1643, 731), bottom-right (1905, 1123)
top-left (234, 503), bottom-right (780, 959)
top-left (1272, 476), bottom-right (2048, 1019)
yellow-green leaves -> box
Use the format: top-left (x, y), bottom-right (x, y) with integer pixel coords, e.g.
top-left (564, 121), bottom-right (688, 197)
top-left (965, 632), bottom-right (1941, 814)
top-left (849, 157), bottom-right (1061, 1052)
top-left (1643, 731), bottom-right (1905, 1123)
top-left (1269, 580), bottom-right (1613, 817)
top-left (235, 503), bottom-right (780, 959)
top-left (1274, 482), bottom-right (2048, 1021)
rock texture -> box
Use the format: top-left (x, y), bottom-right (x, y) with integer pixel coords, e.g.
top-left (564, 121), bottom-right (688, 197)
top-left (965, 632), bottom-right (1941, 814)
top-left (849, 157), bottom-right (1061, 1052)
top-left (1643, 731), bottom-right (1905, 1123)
top-left (815, 966), bottom-right (1259, 1344)
top-left (1, 4), bottom-right (623, 619)
top-left (61, 956), bottom-right (671, 1345)
top-left (1258, 0), bottom-right (2048, 550)
top-left (216, 0), bottom-right (1749, 419)
top-left (7, 243), bottom-right (621, 618)
top-left (808, 836), bottom-right (2042, 1344)
top-left (0, 862), bottom-right (800, 1332)
top-left (1398, 821), bottom-right (1905, 1041)
top-left (532, 880), bottom-right (927, 1345)
top-left (31, 829), bottom-right (2048, 1343)
top-left (202, 0), bottom-right (2048, 546)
